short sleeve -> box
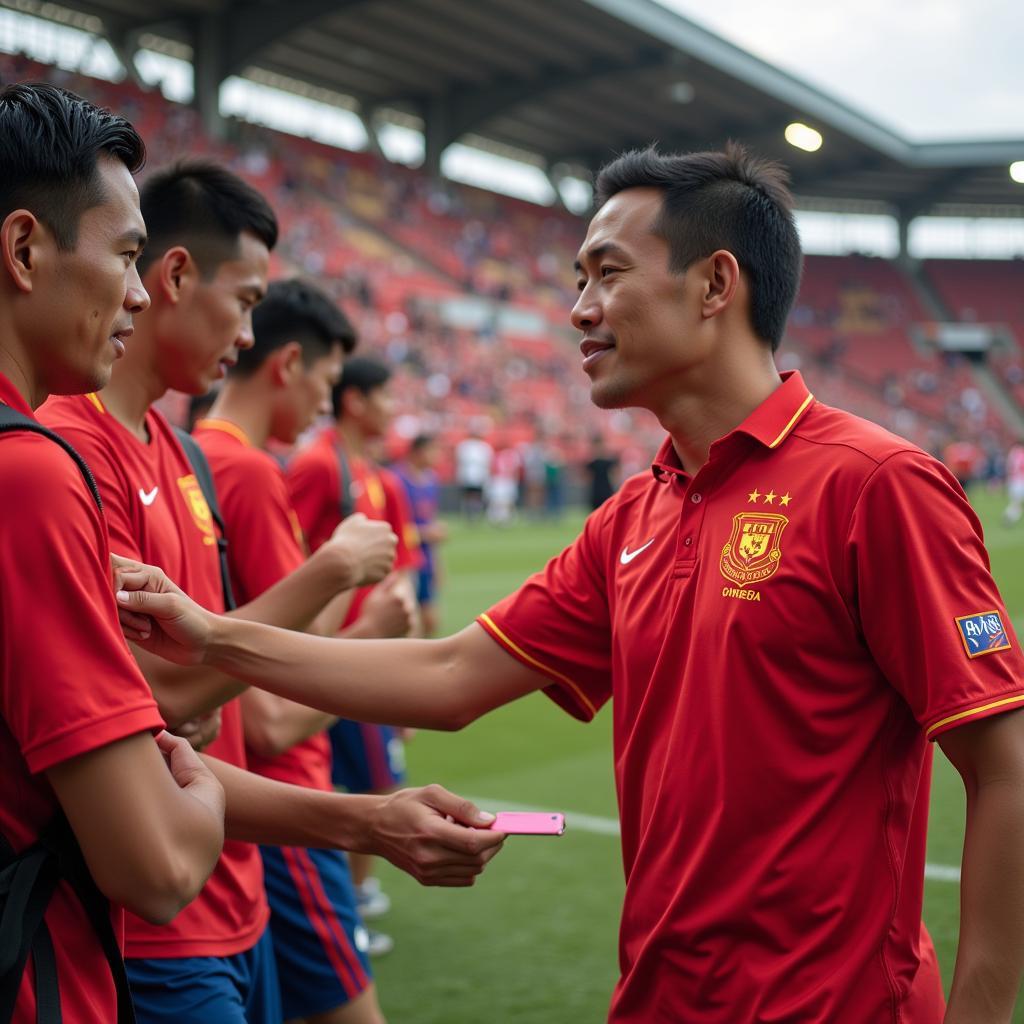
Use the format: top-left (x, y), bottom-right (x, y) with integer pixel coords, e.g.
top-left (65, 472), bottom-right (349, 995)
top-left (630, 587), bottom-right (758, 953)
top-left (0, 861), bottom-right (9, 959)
top-left (848, 450), bottom-right (1024, 740)
top-left (287, 446), bottom-right (338, 554)
top-left (50, 418), bottom-right (143, 561)
top-left (478, 506), bottom-right (613, 722)
top-left (0, 437), bottom-right (162, 774)
top-left (218, 453), bottom-right (305, 603)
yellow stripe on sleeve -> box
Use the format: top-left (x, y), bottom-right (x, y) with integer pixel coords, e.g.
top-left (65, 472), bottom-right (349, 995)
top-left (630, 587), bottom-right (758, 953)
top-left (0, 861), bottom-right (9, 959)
top-left (926, 692), bottom-right (1024, 738)
top-left (477, 612), bottom-right (597, 719)
top-left (767, 393), bottom-right (814, 448)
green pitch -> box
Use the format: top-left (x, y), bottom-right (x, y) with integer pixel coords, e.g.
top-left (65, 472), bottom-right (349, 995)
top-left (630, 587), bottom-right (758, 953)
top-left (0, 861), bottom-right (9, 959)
top-left (374, 490), bottom-right (1024, 1022)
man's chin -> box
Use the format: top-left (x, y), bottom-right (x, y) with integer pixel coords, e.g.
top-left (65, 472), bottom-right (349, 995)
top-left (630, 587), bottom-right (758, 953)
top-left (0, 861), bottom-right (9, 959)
top-left (589, 379), bottom-right (634, 411)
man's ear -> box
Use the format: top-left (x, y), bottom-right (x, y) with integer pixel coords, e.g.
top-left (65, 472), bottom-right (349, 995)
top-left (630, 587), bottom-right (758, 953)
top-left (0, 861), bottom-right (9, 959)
top-left (1, 210), bottom-right (48, 295)
top-left (155, 246), bottom-right (196, 304)
top-left (270, 342), bottom-right (303, 387)
top-left (701, 249), bottom-right (741, 321)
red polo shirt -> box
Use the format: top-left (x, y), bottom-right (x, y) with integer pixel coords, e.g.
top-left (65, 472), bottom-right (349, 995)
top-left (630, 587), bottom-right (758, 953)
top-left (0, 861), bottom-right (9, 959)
top-left (40, 394), bottom-right (269, 960)
top-left (287, 429), bottom-right (419, 625)
top-left (193, 417), bottom-right (332, 792)
top-left (0, 374), bottom-right (163, 1022)
top-left (479, 371), bottom-right (1024, 1023)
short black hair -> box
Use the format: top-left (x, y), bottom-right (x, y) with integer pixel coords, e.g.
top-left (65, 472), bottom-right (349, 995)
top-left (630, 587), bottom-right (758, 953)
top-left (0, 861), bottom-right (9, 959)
top-left (410, 433), bottom-right (435, 452)
top-left (595, 143), bottom-right (802, 351)
top-left (0, 82), bottom-right (145, 250)
top-left (233, 278), bottom-right (356, 377)
top-left (138, 159), bottom-right (277, 278)
top-left (331, 355), bottom-right (391, 418)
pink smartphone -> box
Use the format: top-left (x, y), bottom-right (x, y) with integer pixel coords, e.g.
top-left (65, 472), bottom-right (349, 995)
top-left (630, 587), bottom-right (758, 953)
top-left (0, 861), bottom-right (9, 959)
top-left (490, 811), bottom-right (565, 836)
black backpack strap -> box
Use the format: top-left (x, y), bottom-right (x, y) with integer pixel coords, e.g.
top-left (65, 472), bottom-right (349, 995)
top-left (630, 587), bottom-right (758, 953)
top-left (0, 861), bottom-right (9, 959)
top-left (334, 439), bottom-right (355, 520)
top-left (0, 405), bottom-right (102, 512)
top-left (172, 427), bottom-right (237, 611)
top-left (39, 815), bottom-right (136, 1024)
top-left (0, 834), bottom-right (61, 1023)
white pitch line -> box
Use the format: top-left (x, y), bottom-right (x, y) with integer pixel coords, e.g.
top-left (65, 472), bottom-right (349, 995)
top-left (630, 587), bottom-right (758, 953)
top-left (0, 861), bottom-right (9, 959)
top-left (473, 796), bottom-right (962, 883)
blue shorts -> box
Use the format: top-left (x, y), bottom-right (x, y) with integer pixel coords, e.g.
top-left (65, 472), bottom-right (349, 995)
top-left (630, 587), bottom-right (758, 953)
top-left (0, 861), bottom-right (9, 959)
top-left (260, 845), bottom-right (372, 1019)
top-left (416, 566), bottom-right (436, 605)
top-left (330, 720), bottom-right (406, 792)
top-left (126, 927), bottom-right (280, 1024)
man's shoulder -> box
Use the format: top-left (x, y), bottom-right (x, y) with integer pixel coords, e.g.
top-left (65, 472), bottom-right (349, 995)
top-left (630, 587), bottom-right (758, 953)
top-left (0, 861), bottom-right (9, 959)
top-left (0, 427), bottom-right (95, 500)
top-left (38, 392), bottom-right (106, 437)
top-left (288, 432), bottom-right (336, 473)
top-left (794, 401), bottom-right (924, 469)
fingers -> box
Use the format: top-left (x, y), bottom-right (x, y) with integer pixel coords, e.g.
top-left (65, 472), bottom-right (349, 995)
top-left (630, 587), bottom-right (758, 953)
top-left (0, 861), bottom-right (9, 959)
top-left (421, 784), bottom-right (497, 830)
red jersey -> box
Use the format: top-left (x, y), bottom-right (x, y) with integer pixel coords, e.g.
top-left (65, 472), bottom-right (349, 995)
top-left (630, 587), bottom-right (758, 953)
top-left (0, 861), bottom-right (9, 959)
top-left (0, 374), bottom-right (163, 1022)
top-left (479, 372), bottom-right (1024, 1023)
top-left (287, 429), bottom-right (419, 624)
top-left (40, 394), bottom-right (269, 959)
top-left (193, 418), bottom-right (331, 791)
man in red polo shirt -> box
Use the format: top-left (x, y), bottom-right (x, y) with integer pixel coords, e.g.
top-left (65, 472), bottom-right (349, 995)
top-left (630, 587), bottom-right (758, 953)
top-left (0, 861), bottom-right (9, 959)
top-left (0, 83), bottom-right (224, 1023)
top-left (119, 145), bottom-right (1024, 1022)
top-left (43, 160), bottom-right (502, 1024)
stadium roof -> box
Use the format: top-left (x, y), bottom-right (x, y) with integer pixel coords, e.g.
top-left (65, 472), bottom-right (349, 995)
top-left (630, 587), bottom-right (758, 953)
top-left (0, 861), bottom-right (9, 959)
top-left (18, 0), bottom-right (1024, 214)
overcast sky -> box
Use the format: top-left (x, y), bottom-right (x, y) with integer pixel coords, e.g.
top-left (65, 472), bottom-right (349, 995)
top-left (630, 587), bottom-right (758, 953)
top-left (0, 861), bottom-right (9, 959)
top-left (658, 0), bottom-right (1023, 142)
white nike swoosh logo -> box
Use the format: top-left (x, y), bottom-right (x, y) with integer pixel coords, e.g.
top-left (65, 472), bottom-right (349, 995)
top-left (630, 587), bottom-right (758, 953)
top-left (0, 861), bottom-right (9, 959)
top-left (139, 487), bottom-right (159, 506)
top-left (620, 538), bottom-right (655, 565)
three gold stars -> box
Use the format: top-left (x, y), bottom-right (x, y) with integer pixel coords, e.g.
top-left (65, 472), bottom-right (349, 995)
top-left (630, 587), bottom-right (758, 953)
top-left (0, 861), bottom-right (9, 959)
top-left (747, 488), bottom-right (793, 506)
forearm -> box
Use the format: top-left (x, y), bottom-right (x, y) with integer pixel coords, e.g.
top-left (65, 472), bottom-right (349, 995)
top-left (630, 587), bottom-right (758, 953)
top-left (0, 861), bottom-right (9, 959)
top-left (134, 555), bottom-right (353, 725)
top-left (241, 689), bottom-right (337, 759)
top-left (309, 589), bottom-right (353, 637)
top-left (231, 546), bottom-right (351, 632)
top-left (133, 644), bottom-right (247, 728)
top-left (945, 778), bottom-right (1024, 1022)
top-left (203, 754), bottom-right (376, 850)
top-left (206, 618), bottom-right (472, 729)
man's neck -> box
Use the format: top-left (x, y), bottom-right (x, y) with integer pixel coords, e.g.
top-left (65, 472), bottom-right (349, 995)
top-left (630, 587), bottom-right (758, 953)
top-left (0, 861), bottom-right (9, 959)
top-left (0, 341), bottom-right (40, 408)
top-left (98, 327), bottom-right (174, 440)
top-left (335, 419), bottom-right (366, 458)
top-left (658, 353), bottom-right (782, 476)
top-left (207, 384), bottom-right (271, 449)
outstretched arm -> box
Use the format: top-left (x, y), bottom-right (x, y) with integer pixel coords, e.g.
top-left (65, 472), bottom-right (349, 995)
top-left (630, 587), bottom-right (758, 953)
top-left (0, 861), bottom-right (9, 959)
top-left (117, 515), bottom-right (396, 726)
top-left (203, 755), bottom-right (504, 887)
top-left (116, 561), bottom-right (548, 729)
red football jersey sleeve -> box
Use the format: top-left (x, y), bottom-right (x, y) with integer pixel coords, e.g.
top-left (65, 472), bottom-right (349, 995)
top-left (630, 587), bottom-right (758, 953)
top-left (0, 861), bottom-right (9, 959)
top-left (849, 449), bottom-right (1024, 738)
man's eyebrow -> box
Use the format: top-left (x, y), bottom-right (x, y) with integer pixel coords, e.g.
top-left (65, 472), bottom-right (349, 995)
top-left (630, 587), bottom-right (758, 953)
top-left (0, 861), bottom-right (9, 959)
top-left (116, 229), bottom-right (147, 249)
top-left (574, 242), bottom-right (630, 272)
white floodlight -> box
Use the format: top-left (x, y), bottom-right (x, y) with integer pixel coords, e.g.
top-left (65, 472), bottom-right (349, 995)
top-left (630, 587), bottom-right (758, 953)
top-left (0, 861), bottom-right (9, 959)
top-left (1010, 161), bottom-right (1024, 184)
top-left (785, 122), bottom-right (823, 153)
top-left (668, 81), bottom-right (695, 104)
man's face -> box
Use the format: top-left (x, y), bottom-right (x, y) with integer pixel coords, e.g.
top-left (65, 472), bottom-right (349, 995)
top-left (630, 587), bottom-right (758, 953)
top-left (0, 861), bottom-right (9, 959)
top-left (31, 156), bottom-right (149, 396)
top-left (155, 231), bottom-right (270, 395)
top-left (272, 342), bottom-right (344, 444)
top-left (572, 187), bottom-right (703, 412)
top-left (351, 382), bottom-right (393, 440)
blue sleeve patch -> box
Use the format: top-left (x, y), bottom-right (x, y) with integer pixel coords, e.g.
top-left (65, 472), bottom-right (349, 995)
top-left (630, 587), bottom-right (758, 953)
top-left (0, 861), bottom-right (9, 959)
top-left (956, 610), bottom-right (1012, 658)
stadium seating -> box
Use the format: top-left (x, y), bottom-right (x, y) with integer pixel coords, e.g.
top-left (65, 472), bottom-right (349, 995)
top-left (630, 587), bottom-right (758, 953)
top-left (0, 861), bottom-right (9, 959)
top-left (3, 52), bottom-right (1021, 474)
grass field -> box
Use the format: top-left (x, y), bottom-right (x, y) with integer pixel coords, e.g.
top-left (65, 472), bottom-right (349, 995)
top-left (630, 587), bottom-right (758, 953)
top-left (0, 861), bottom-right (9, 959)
top-left (374, 489), bottom-right (1024, 1022)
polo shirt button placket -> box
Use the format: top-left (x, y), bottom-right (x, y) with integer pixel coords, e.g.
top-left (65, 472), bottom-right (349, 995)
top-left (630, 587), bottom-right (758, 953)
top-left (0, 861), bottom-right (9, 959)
top-left (674, 483), bottom-right (708, 576)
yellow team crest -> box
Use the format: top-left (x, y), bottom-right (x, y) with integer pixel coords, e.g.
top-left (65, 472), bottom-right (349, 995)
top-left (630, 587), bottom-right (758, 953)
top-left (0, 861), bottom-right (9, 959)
top-left (177, 474), bottom-right (217, 546)
top-left (720, 512), bottom-right (788, 587)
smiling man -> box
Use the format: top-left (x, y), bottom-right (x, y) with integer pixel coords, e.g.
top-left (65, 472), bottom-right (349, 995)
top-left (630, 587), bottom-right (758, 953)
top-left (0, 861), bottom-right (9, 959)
top-left (118, 145), bottom-right (1024, 1023)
